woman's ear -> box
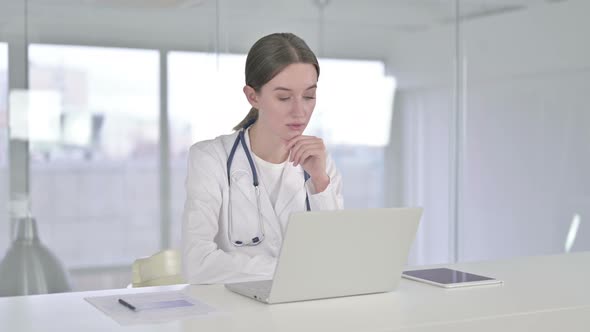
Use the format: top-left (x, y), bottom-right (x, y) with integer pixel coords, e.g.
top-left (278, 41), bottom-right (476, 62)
top-left (243, 85), bottom-right (259, 108)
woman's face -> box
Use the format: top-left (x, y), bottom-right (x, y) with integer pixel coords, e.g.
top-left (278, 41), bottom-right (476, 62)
top-left (246, 63), bottom-right (318, 141)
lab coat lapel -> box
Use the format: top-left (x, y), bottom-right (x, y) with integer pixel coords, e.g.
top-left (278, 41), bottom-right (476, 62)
top-left (274, 162), bottom-right (307, 217)
top-left (227, 129), bottom-right (285, 244)
top-left (255, 183), bottom-right (281, 236)
top-left (229, 143), bottom-right (278, 226)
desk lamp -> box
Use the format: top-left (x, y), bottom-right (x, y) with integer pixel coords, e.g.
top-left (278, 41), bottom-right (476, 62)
top-left (0, 214), bottom-right (71, 296)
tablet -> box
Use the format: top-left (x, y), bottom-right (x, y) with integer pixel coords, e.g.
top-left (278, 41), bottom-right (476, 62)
top-left (402, 268), bottom-right (503, 288)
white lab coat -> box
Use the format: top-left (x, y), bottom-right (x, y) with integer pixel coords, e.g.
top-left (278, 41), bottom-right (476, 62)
top-left (181, 129), bottom-right (344, 284)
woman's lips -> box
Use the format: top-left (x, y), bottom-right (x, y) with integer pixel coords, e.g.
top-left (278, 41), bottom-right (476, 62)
top-left (287, 124), bottom-right (305, 130)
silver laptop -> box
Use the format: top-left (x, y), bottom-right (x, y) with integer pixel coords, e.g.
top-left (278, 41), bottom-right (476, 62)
top-left (225, 207), bottom-right (422, 304)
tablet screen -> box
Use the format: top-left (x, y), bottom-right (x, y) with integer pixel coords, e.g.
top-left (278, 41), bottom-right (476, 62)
top-left (403, 268), bottom-right (494, 284)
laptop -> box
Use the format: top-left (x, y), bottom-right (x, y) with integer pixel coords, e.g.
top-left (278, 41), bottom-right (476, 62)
top-left (225, 207), bottom-right (422, 304)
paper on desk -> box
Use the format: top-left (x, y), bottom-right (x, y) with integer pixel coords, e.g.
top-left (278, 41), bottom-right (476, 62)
top-left (85, 289), bottom-right (221, 325)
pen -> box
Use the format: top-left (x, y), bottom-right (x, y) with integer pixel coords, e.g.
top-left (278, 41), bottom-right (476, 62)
top-left (118, 298), bottom-right (136, 311)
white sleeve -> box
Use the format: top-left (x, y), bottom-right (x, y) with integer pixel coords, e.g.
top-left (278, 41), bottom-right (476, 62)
top-left (181, 143), bottom-right (276, 284)
top-left (305, 154), bottom-right (344, 210)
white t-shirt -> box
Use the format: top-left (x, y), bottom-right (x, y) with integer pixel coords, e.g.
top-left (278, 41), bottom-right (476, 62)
top-left (252, 153), bottom-right (287, 209)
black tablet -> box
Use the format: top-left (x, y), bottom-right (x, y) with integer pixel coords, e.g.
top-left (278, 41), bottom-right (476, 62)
top-left (402, 268), bottom-right (503, 288)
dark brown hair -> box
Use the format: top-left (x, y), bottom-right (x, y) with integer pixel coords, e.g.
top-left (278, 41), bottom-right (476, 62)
top-left (233, 32), bottom-right (320, 131)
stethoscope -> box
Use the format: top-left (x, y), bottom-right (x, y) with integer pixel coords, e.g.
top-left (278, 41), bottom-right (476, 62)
top-left (226, 127), bottom-right (311, 247)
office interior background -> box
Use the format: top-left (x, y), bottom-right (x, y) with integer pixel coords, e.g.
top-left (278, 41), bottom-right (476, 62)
top-left (0, 0), bottom-right (588, 292)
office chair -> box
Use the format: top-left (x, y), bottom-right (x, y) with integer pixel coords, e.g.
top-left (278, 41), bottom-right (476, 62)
top-left (131, 249), bottom-right (185, 287)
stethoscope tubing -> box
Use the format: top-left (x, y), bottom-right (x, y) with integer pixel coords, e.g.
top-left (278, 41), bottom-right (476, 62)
top-left (226, 128), bottom-right (311, 247)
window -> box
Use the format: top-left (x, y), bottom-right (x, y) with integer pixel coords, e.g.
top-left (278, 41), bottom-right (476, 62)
top-left (27, 44), bottom-right (160, 268)
top-left (168, 51), bottom-right (249, 247)
top-left (313, 59), bottom-right (395, 209)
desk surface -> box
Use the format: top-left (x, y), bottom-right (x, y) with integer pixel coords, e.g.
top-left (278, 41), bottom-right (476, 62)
top-left (1, 252), bottom-right (589, 332)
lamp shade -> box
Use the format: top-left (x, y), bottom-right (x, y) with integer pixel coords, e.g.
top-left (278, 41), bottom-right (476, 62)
top-left (0, 216), bottom-right (71, 297)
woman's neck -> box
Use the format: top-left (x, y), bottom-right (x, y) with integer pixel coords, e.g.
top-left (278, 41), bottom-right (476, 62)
top-left (248, 123), bottom-right (289, 164)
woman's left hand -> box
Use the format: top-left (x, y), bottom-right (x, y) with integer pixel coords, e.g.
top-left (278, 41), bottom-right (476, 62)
top-left (286, 135), bottom-right (330, 192)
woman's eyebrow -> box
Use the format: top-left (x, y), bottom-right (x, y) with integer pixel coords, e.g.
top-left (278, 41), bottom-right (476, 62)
top-left (273, 87), bottom-right (291, 91)
top-left (272, 84), bottom-right (317, 91)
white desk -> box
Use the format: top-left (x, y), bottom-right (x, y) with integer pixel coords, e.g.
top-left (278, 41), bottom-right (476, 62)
top-left (1, 252), bottom-right (589, 332)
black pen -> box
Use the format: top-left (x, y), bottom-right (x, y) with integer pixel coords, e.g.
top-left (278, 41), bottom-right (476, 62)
top-left (118, 298), bottom-right (137, 311)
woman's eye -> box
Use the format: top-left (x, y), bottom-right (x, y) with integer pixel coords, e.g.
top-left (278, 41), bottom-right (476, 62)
top-left (278, 96), bottom-right (290, 101)
top-left (304, 96), bottom-right (316, 100)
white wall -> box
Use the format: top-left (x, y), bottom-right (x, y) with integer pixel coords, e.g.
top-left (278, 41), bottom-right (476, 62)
top-left (388, 87), bottom-right (455, 266)
top-left (461, 68), bottom-right (590, 261)
top-left (389, 0), bottom-right (590, 262)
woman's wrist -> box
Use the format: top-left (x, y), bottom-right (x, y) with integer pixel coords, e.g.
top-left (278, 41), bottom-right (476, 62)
top-left (310, 173), bottom-right (330, 193)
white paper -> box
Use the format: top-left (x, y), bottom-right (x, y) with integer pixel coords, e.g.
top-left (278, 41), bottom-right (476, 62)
top-left (85, 290), bottom-right (221, 325)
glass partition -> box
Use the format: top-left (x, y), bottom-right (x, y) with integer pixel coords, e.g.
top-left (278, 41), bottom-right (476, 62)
top-left (1, 0), bottom-right (462, 291)
top-left (20, 0), bottom-right (590, 291)
top-left (15, 0), bottom-right (220, 290)
top-left (0, 42), bottom-right (8, 255)
top-left (459, 0), bottom-right (590, 261)
top-left (1, 0), bottom-right (464, 291)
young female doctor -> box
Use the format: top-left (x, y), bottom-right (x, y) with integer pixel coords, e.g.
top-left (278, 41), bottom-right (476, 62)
top-left (181, 32), bottom-right (344, 284)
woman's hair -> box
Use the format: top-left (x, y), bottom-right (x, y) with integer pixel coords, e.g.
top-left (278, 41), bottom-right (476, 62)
top-left (233, 32), bottom-right (320, 131)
